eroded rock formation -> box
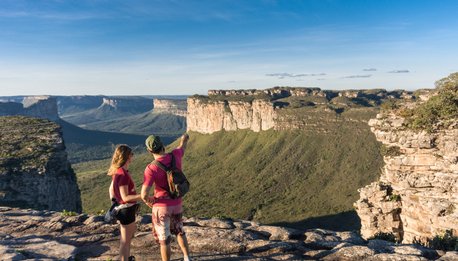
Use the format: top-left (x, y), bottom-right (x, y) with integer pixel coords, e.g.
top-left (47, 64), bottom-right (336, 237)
top-left (0, 116), bottom-right (81, 212)
top-left (187, 98), bottom-right (276, 133)
top-left (0, 96), bottom-right (59, 121)
top-left (188, 87), bottom-right (413, 134)
top-left (98, 97), bottom-right (152, 113)
top-left (153, 98), bottom-right (187, 117)
top-left (1, 207), bottom-right (454, 260)
top-left (355, 111), bottom-right (458, 244)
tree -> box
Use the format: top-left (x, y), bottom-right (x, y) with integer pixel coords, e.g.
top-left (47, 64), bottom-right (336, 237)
top-left (435, 72), bottom-right (458, 92)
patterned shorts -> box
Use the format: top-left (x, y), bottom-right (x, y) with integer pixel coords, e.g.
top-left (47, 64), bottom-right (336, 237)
top-left (151, 204), bottom-right (185, 245)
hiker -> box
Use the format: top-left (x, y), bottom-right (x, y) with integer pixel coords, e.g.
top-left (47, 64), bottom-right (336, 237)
top-left (141, 134), bottom-right (191, 261)
top-left (108, 144), bottom-right (141, 261)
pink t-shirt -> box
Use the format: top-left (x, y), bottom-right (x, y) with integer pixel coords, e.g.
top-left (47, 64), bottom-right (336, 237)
top-left (143, 148), bottom-right (184, 207)
top-left (112, 168), bottom-right (137, 204)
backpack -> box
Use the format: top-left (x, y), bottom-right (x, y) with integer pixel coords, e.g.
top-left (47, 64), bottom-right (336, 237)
top-left (152, 153), bottom-right (190, 199)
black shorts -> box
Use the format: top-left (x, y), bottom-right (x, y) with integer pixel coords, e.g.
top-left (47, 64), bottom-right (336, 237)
top-left (116, 204), bottom-right (139, 225)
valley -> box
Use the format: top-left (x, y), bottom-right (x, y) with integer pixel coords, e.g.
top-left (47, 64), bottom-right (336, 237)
top-left (73, 87), bottom-right (398, 230)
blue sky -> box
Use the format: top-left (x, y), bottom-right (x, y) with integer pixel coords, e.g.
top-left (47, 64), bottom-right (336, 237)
top-left (1, 0), bottom-right (457, 95)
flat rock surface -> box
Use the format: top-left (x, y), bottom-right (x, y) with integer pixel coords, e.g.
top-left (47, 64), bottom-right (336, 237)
top-left (0, 208), bottom-right (453, 260)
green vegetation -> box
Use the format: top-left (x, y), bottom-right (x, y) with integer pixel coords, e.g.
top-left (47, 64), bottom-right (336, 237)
top-left (427, 230), bottom-right (458, 251)
top-left (381, 99), bottom-right (401, 111)
top-left (57, 119), bottom-right (178, 163)
top-left (400, 72), bottom-right (458, 132)
top-left (191, 93), bottom-right (271, 103)
top-left (75, 118), bottom-right (383, 230)
top-left (388, 194), bottom-right (401, 202)
top-left (61, 209), bottom-right (78, 217)
top-left (369, 232), bottom-right (399, 243)
top-left (0, 116), bottom-right (60, 172)
top-left (277, 96), bottom-right (328, 108)
top-left (82, 111), bottom-right (186, 136)
top-left (380, 145), bottom-right (401, 157)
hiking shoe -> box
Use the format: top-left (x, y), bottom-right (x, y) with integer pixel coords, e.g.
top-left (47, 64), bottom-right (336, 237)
top-left (128, 256), bottom-right (135, 261)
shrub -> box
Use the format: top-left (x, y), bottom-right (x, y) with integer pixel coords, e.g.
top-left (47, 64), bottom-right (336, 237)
top-left (400, 73), bottom-right (458, 132)
top-left (381, 99), bottom-right (400, 111)
top-left (61, 209), bottom-right (78, 217)
top-left (380, 145), bottom-right (401, 157)
top-left (388, 194), bottom-right (401, 202)
top-left (369, 232), bottom-right (399, 243)
top-left (427, 230), bottom-right (458, 251)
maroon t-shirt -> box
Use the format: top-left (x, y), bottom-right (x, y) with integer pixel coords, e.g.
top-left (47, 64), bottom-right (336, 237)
top-left (143, 148), bottom-right (183, 207)
top-left (112, 167), bottom-right (137, 204)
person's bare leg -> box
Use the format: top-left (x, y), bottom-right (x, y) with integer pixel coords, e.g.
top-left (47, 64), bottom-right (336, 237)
top-left (177, 233), bottom-right (190, 260)
top-left (119, 224), bottom-right (129, 261)
top-left (127, 222), bottom-right (136, 258)
top-left (120, 222), bottom-right (136, 260)
top-left (160, 243), bottom-right (171, 261)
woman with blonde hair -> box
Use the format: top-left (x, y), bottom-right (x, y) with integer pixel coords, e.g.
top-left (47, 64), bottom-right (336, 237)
top-left (108, 144), bottom-right (141, 261)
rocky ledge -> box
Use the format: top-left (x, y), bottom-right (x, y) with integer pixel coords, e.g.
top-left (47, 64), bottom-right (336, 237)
top-left (1, 207), bottom-right (456, 260)
top-left (0, 116), bottom-right (81, 212)
top-left (354, 111), bottom-right (458, 244)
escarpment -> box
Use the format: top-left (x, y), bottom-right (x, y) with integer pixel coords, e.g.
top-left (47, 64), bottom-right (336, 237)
top-left (187, 98), bottom-right (276, 133)
top-left (187, 87), bottom-right (412, 133)
top-left (355, 95), bottom-right (458, 244)
top-left (0, 116), bottom-right (82, 212)
top-left (0, 96), bottom-right (59, 121)
top-left (98, 96), bottom-right (152, 113)
top-left (153, 98), bottom-right (187, 117)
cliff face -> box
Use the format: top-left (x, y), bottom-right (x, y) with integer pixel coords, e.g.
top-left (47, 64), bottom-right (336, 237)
top-left (354, 112), bottom-right (458, 243)
top-left (187, 98), bottom-right (276, 133)
top-left (57, 95), bottom-right (103, 115)
top-left (153, 98), bottom-right (187, 117)
top-left (0, 96), bottom-right (59, 121)
top-left (187, 87), bottom-right (412, 134)
top-left (23, 96), bottom-right (59, 121)
top-left (0, 102), bottom-right (23, 115)
top-left (0, 116), bottom-right (82, 212)
top-left (98, 97), bottom-right (152, 113)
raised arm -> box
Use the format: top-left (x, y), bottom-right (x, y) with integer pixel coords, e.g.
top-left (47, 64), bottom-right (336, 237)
top-left (178, 133), bottom-right (189, 154)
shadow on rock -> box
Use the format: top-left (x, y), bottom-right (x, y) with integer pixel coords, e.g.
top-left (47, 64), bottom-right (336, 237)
top-left (271, 210), bottom-right (361, 232)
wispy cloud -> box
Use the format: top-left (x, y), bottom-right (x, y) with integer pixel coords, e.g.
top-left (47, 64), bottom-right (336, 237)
top-left (0, 10), bottom-right (111, 20)
top-left (342, 74), bottom-right (372, 79)
top-left (363, 68), bottom-right (377, 71)
top-left (266, 72), bottom-right (326, 79)
top-left (388, 70), bottom-right (410, 73)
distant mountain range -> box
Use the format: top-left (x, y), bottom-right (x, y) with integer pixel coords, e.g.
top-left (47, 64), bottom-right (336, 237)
top-left (0, 95), bottom-right (188, 162)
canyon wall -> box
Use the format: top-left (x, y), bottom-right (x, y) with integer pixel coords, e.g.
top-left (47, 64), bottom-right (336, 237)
top-left (0, 96), bottom-right (59, 121)
top-left (56, 95), bottom-right (103, 115)
top-left (98, 97), bottom-right (152, 113)
top-left (22, 96), bottom-right (59, 121)
top-left (153, 98), bottom-right (187, 117)
top-left (354, 112), bottom-right (458, 243)
top-left (0, 116), bottom-right (82, 212)
top-left (187, 87), bottom-right (413, 134)
top-left (208, 87), bottom-right (412, 100)
top-left (187, 98), bottom-right (276, 133)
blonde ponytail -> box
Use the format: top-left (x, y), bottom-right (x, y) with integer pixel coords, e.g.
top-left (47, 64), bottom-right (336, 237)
top-left (107, 144), bottom-right (132, 176)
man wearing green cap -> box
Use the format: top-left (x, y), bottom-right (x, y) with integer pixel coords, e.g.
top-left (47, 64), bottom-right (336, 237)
top-left (141, 133), bottom-right (191, 261)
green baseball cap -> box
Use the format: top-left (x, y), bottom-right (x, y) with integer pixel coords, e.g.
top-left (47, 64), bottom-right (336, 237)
top-left (145, 135), bottom-right (163, 152)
